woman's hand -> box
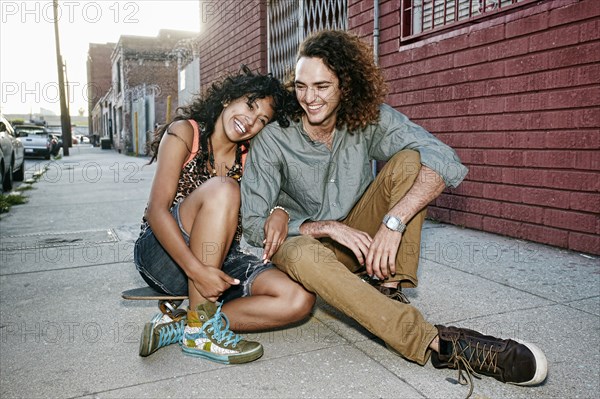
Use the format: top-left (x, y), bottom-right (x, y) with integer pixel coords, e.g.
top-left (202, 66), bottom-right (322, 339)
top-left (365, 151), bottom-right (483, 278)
top-left (188, 264), bottom-right (240, 302)
top-left (262, 208), bottom-right (289, 262)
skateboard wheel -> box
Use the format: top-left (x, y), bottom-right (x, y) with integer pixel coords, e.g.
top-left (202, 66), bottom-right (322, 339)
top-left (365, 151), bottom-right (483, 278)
top-left (159, 300), bottom-right (183, 318)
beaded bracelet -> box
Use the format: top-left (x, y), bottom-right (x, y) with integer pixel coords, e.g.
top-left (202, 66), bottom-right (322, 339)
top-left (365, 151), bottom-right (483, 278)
top-left (269, 206), bottom-right (290, 222)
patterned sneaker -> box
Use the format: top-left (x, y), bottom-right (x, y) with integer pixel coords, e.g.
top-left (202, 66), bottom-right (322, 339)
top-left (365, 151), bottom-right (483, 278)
top-left (181, 301), bottom-right (263, 364)
top-left (139, 313), bottom-right (186, 357)
top-left (431, 325), bottom-right (548, 397)
top-left (358, 272), bottom-right (410, 304)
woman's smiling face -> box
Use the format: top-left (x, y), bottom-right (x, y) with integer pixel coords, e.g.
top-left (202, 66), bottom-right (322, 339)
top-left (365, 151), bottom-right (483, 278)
top-left (219, 95), bottom-right (275, 143)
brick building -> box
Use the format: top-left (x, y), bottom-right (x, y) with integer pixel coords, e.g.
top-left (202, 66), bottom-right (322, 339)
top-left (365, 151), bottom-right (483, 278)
top-left (355, 0), bottom-right (599, 255)
top-left (195, 0), bottom-right (599, 255)
top-left (88, 30), bottom-right (197, 154)
top-left (87, 42), bottom-right (115, 145)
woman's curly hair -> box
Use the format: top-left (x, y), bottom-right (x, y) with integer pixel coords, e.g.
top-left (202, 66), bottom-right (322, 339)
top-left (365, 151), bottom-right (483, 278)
top-left (147, 65), bottom-right (295, 164)
top-left (288, 30), bottom-right (387, 132)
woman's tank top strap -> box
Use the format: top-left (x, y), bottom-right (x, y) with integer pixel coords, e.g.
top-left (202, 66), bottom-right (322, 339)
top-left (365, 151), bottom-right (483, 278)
top-left (183, 119), bottom-right (200, 168)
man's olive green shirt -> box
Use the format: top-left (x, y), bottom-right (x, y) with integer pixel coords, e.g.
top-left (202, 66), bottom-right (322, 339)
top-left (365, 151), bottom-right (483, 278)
top-left (241, 104), bottom-right (468, 247)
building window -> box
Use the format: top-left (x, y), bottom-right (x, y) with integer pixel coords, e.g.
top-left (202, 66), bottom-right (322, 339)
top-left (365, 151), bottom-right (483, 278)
top-left (179, 69), bottom-right (186, 91)
top-left (268, 0), bottom-right (347, 80)
top-left (116, 60), bottom-right (122, 93)
top-left (178, 57), bottom-right (200, 107)
top-left (303, 0), bottom-right (348, 36)
top-left (401, 0), bottom-right (536, 40)
top-left (268, 0), bottom-right (300, 81)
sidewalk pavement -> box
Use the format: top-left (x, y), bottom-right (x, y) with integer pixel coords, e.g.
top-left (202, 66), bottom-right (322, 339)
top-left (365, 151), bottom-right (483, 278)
top-left (0, 146), bottom-right (598, 399)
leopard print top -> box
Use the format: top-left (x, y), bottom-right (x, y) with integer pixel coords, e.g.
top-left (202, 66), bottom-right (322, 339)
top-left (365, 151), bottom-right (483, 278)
top-left (140, 119), bottom-right (244, 242)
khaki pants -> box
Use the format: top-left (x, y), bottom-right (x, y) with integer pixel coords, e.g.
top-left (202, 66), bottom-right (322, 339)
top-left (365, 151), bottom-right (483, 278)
top-left (272, 150), bottom-right (437, 365)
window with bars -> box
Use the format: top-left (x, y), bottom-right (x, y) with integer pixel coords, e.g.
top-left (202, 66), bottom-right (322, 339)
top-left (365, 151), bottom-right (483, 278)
top-left (268, 0), bottom-right (348, 80)
top-left (268, 0), bottom-right (300, 81)
top-left (303, 0), bottom-right (348, 34)
top-left (401, 0), bottom-right (535, 40)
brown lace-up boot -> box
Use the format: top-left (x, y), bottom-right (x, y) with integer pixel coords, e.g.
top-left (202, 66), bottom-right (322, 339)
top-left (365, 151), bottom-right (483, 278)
top-left (431, 325), bottom-right (547, 397)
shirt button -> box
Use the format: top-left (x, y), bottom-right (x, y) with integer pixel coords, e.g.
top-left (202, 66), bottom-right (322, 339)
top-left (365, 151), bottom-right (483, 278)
top-left (330, 179), bottom-right (335, 183)
top-left (332, 203), bottom-right (337, 207)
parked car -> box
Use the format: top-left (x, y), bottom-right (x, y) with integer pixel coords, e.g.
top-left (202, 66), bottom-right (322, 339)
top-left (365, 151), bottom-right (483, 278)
top-left (0, 115), bottom-right (26, 192)
top-left (73, 126), bottom-right (89, 144)
top-left (48, 125), bottom-right (82, 146)
top-left (46, 125), bottom-right (64, 148)
top-left (74, 134), bottom-right (90, 144)
top-left (14, 124), bottom-right (59, 159)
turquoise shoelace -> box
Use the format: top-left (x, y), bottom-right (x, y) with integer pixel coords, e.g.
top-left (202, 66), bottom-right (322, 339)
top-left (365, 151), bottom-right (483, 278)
top-left (202, 303), bottom-right (242, 348)
top-left (157, 319), bottom-right (185, 348)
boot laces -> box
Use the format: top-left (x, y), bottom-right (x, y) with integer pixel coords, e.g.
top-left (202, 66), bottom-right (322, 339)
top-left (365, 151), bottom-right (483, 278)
top-left (202, 303), bottom-right (242, 348)
top-left (449, 337), bottom-right (499, 398)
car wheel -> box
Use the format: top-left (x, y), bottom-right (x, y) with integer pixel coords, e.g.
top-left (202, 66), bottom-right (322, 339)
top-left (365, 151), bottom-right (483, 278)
top-left (44, 153), bottom-right (51, 160)
top-left (13, 161), bottom-right (25, 182)
top-left (2, 163), bottom-right (13, 192)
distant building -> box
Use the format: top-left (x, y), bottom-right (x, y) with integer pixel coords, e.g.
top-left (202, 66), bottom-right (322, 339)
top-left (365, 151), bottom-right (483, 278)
top-left (87, 42), bottom-right (115, 146)
top-left (88, 29), bottom-right (197, 154)
top-left (175, 44), bottom-right (201, 110)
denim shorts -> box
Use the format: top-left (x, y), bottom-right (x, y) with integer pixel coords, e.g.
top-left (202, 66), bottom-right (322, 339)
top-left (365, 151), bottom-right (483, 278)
top-left (134, 202), bottom-right (273, 303)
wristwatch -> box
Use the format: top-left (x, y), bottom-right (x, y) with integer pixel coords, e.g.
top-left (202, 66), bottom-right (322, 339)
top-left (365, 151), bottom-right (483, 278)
top-left (382, 214), bottom-right (406, 233)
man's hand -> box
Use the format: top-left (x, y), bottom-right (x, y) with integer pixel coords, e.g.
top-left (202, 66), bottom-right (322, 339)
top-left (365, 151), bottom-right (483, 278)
top-left (363, 165), bottom-right (445, 280)
top-left (366, 225), bottom-right (403, 280)
top-left (189, 265), bottom-right (239, 302)
top-left (263, 208), bottom-right (289, 262)
top-left (326, 222), bottom-right (373, 266)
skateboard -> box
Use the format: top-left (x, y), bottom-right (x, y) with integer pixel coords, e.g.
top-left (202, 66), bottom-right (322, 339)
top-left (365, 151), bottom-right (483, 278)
top-left (121, 287), bottom-right (188, 319)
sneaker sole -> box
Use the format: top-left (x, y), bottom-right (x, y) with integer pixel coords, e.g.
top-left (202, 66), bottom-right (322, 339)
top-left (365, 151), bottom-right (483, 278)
top-left (139, 313), bottom-right (165, 357)
top-left (139, 322), bottom-right (154, 357)
top-left (511, 339), bottom-right (548, 386)
top-left (180, 344), bottom-right (263, 364)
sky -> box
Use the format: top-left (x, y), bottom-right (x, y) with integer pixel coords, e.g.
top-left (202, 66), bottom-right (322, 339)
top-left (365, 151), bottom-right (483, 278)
top-left (0, 0), bottom-right (201, 117)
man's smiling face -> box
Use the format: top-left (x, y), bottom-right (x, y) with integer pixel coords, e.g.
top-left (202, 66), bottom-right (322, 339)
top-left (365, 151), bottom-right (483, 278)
top-left (294, 56), bottom-right (342, 130)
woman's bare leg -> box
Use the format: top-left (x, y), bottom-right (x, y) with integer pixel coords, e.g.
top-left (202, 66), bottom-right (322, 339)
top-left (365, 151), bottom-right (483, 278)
top-left (178, 177), bottom-right (240, 308)
top-left (178, 177), bottom-right (315, 330)
top-left (223, 269), bottom-right (316, 331)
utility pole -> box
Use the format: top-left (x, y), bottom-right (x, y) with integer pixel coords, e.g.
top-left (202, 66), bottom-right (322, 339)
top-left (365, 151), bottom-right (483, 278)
top-left (53, 0), bottom-right (72, 156)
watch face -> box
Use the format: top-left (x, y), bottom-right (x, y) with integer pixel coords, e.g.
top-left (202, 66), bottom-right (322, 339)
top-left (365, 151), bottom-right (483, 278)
top-left (387, 217), bottom-right (400, 230)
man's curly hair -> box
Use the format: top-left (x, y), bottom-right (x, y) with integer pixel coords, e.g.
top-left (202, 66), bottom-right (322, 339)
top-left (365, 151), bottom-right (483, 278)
top-left (147, 65), bottom-right (295, 164)
top-left (289, 30), bottom-right (387, 132)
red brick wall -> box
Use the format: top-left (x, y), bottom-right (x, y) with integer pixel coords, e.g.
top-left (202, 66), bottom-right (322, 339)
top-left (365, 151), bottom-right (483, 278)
top-left (197, 0), bottom-right (268, 89)
top-left (87, 43), bottom-right (114, 115)
top-left (350, 0), bottom-right (599, 254)
top-left (123, 59), bottom-right (179, 124)
top-left (87, 43), bottom-right (115, 134)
